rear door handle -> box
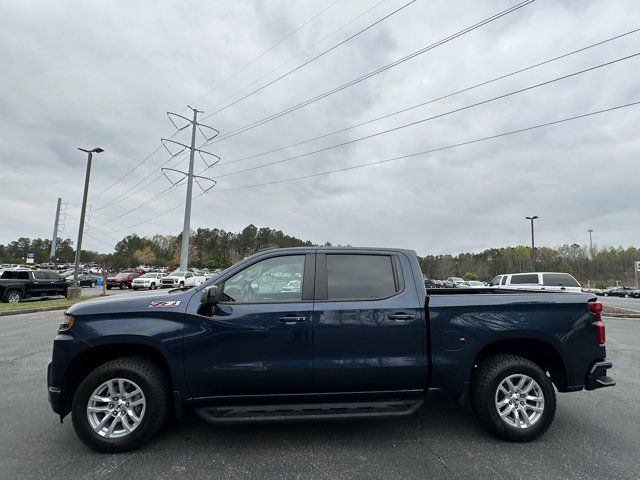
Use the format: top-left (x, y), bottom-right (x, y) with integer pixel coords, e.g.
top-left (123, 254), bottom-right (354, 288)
top-left (278, 316), bottom-right (307, 324)
top-left (388, 313), bottom-right (416, 321)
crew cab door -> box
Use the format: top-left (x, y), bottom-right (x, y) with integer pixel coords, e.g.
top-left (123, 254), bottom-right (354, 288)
top-left (183, 253), bottom-right (315, 398)
top-left (31, 271), bottom-right (50, 296)
top-left (312, 252), bottom-right (427, 392)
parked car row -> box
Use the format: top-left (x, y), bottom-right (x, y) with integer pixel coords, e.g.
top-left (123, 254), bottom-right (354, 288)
top-left (424, 272), bottom-right (584, 293)
top-left (595, 286), bottom-right (640, 298)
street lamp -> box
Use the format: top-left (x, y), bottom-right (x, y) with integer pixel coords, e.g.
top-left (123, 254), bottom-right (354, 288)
top-left (525, 216), bottom-right (538, 270)
top-left (72, 147), bottom-right (103, 289)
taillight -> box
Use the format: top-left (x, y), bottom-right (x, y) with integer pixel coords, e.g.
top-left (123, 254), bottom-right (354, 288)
top-left (588, 301), bottom-right (605, 345)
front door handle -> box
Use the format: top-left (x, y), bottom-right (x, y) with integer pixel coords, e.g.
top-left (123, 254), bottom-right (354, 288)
top-left (388, 313), bottom-right (416, 321)
top-left (278, 316), bottom-right (307, 324)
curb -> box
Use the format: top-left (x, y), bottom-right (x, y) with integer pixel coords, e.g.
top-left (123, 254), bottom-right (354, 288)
top-left (0, 305), bottom-right (71, 317)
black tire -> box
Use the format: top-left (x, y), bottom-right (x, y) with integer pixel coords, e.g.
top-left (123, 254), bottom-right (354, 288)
top-left (119, 284), bottom-right (125, 290)
top-left (3, 289), bottom-right (23, 303)
top-left (71, 357), bottom-right (170, 453)
top-left (106, 286), bottom-right (112, 290)
top-left (179, 282), bottom-right (184, 288)
top-left (151, 283), bottom-right (156, 290)
top-left (471, 354), bottom-right (556, 442)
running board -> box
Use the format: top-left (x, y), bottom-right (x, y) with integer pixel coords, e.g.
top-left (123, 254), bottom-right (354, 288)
top-left (195, 399), bottom-right (423, 423)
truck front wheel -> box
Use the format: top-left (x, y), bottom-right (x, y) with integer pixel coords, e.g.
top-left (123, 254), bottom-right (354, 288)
top-left (71, 357), bottom-right (170, 453)
top-left (471, 354), bottom-right (556, 442)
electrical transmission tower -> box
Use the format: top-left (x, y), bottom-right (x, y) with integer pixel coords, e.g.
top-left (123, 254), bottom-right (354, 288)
top-left (161, 106), bottom-right (219, 271)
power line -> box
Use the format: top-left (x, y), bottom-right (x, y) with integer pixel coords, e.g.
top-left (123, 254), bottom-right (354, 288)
top-left (111, 99), bottom-right (640, 233)
top-left (94, 50), bottom-right (637, 229)
top-left (100, 24), bottom-right (640, 215)
top-left (204, 0), bottom-right (392, 114)
top-left (208, 27), bottom-right (640, 170)
top-left (202, 0), bottom-right (416, 117)
top-left (89, 3), bottom-right (341, 205)
top-left (190, 0), bottom-right (342, 107)
top-left (207, 52), bottom-right (640, 179)
top-left (212, 100), bottom-right (640, 192)
top-left (90, 0), bottom-right (528, 214)
top-left (201, 0), bottom-right (534, 142)
top-left (90, 0), bottom-right (413, 218)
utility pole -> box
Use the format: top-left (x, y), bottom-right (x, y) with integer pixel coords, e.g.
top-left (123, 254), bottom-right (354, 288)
top-left (588, 229), bottom-right (594, 259)
top-left (72, 147), bottom-right (103, 290)
top-left (526, 216), bottom-right (538, 271)
top-left (160, 107), bottom-right (219, 271)
top-left (50, 197), bottom-right (62, 259)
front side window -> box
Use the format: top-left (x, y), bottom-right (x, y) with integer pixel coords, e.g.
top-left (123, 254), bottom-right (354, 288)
top-left (33, 272), bottom-right (47, 280)
top-left (223, 255), bottom-right (305, 303)
top-left (326, 254), bottom-right (397, 300)
top-left (510, 274), bottom-right (539, 285)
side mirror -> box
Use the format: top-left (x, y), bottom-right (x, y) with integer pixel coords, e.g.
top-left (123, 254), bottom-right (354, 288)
top-left (200, 285), bottom-right (222, 306)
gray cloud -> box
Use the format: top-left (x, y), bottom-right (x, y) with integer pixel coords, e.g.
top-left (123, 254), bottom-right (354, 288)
top-left (0, 0), bottom-right (638, 256)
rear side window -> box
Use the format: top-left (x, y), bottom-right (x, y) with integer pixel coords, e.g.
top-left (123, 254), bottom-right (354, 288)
top-left (1, 271), bottom-right (29, 280)
top-left (510, 274), bottom-right (539, 285)
top-left (542, 273), bottom-right (580, 287)
top-left (326, 254), bottom-right (397, 300)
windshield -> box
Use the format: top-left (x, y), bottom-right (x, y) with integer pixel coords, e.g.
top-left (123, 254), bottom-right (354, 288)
top-left (169, 270), bottom-right (185, 277)
top-left (140, 273), bottom-right (157, 278)
top-left (115, 273), bottom-right (130, 279)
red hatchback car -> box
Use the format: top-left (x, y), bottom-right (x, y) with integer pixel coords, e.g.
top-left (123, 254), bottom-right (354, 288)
top-left (106, 272), bottom-right (140, 289)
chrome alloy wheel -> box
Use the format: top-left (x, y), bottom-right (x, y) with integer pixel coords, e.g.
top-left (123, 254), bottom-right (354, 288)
top-left (87, 378), bottom-right (146, 439)
top-left (6, 292), bottom-right (21, 303)
top-left (495, 374), bottom-right (545, 429)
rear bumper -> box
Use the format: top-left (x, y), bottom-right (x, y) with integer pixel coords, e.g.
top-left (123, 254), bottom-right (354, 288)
top-left (585, 359), bottom-right (615, 390)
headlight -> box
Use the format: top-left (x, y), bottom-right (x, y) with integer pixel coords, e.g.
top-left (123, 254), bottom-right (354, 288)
top-left (58, 314), bottom-right (76, 333)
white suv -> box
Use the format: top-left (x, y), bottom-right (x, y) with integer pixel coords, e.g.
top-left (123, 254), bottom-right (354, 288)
top-left (160, 270), bottom-right (205, 289)
top-left (131, 272), bottom-right (165, 290)
top-left (489, 272), bottom-right (582, 292)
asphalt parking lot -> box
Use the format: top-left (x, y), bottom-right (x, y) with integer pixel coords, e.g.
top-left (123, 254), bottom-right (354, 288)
top-left (0, 311), bottom-right (638, 480)
top-left (599, 295), bottom-right (640, 312)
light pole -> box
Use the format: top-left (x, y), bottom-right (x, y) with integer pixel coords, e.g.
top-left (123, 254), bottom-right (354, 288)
top-left (72, 147), bottom-right (103, 288)
top-left (526, 216), bottom-right (538, 270)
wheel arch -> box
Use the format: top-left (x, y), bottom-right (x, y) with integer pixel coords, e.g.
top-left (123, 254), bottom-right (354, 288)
top-left (471, 338), bottom-right (568, 391)
top-left (2, 287), bottom-right (25, 301)
top-left (60, 342), bottom-right (178, 417)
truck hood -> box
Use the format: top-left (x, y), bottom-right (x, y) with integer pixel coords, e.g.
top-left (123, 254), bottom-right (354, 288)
top-left (66, 290), bottom-right (195, 316)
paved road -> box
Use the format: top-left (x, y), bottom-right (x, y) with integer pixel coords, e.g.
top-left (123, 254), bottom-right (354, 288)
top-left (1, 312), bottom-right (638, 480)
top-left (599, 295), bottom-right (640, 312)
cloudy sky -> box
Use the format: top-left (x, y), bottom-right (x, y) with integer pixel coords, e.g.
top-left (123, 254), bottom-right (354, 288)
top-left (0, 0), bottom-right (638, 256)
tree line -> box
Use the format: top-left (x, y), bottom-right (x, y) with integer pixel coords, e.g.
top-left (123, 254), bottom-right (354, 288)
top-left (1, 225), bottom-right (638, 287)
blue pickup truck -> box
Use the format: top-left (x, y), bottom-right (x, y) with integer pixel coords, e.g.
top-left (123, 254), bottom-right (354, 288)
top-left (47, 247), bottom-right (614, 452)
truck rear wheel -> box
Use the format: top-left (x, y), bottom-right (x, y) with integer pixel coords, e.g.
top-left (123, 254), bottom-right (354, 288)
top-left (71, 357), bottom-right (170, 453)
top-left (471, 354), bottom-right (556, 442)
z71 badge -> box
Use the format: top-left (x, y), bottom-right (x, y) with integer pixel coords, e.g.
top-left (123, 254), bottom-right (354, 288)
top-left (148, 300), bottom-right (182, 308)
